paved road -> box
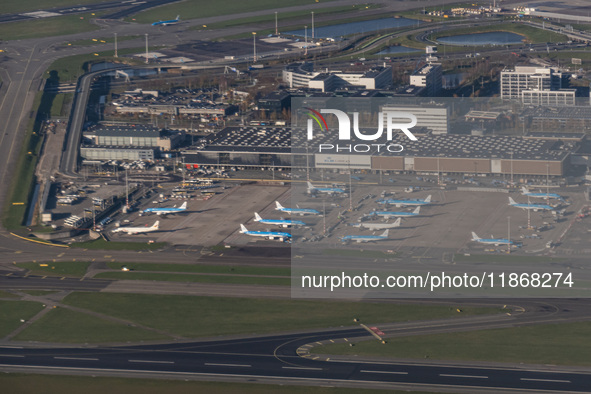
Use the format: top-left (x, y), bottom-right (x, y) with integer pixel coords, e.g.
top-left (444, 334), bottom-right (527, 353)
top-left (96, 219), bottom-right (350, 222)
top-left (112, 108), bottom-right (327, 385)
top-left (1, 302), bottom-right (591, 393)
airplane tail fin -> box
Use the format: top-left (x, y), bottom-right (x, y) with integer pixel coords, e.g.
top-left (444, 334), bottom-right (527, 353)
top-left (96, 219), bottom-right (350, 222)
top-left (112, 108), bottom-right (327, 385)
top-left (240, 224), bottom-right (248, 233)
top-left (393, 218), bottom-right (401, 227)
top-left (153, 221), bottom-right (160, 229)
top-left (275, 201), bottom-right (284, 210)
top-left (413, 206), bottom-right (420, 215)
top-left (254, 212), bottom-right (262, 221)
top-left (307, 181), bottom-right (314, 189)
top-left (508, 197), bottom-right (516, 205)
top-left (424, 195), bottom-right (432, 203)
top-left (521, 187), bottom-right (529, 194)
top-left (176, 15), bottom-right (180, 20)
top-left (180, 201), bottom-right (187, 210)
top-left (471, 232), bottom-right (480, 241)
top-left (381, 229), bottom-right (389, 238)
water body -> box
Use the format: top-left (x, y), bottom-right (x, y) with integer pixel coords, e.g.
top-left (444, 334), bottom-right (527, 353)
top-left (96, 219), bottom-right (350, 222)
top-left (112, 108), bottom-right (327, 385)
top-left (437, 31), bottom-right (525, 46)
top-left (286, 17), bottom-right (419, 39)
top-left (377, 46), bottom-right (421, 54)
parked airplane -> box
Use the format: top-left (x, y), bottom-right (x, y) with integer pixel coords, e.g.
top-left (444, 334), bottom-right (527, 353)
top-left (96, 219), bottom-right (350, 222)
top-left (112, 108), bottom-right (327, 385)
top-left (112, 221), bottom-right (159, 235)
top-left (368, 206), bottom-right (421, 219)
top-left (275, 201), bottom-right (320, 216)
top-left (508, 197), bottom-right (554, 211)
top-left (142, 202), bottom-right (187, 216)
top-left (341, 229), bottom-right (389, 243)
top-left (521, 187), bottom-right (564, 201)
top-left (307, 181), bottom-right (345, 195)
top-left (378, 195), bottom-right (431, 207)
top-left (351, 218), bottom-right (401, 231)
top-left (471, 232), bottom-right (515, 246)
top-left (254, 212), bottom-right (305, 228)
top-left (152, 15), bottom-right (180, 26)
top-left (239, 224), bottom-right (291, 242)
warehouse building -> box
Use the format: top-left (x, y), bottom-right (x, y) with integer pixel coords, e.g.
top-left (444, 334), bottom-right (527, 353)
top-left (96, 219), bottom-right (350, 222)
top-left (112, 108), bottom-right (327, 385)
top-left (182, 126), bottom-right (577, 177)
top-left (283, 62), bottom-right (392, 91)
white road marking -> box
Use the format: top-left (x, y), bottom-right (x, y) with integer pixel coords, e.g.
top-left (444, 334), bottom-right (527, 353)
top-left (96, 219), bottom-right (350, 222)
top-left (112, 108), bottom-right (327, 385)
top-left (54, 357), bottom-right (99, 361)
top-left (361, 370), bottom-right (408, 375)
top-left (520, 378), bottom-right (571, 383)
top-left (204, 363), bottom-right (251, 368)
top-left (128, 359), bottom-right (174, 364)
top-left (0, 354), bottom-right (24, 358)
top-left (282, 366), bottom-right (323, 371)
top-left (440, 374), bottom-right (488, 379)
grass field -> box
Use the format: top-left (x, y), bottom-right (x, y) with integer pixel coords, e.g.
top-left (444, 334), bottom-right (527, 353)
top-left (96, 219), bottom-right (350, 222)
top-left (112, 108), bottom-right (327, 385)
top-left (16, 261), bottom-right (90, 277)
top-left (105, 262), bottom-right (290, 276)
top-left (49, 93), bottom-right (73, 117)
top-left (14, 307), bottom-right (166, 343)
top-left (0, 13), bottom-right (99, 41)
top-left (0, 300), bottom-right (44, 338)
top-left (128, 0), bottom-right (339, 24)
top-left (204, 4), bottom-right (381, 30)
top-left (431, 23), bottom-right (567, 44)
top-left (2, 92), bottom-right (44, 230)
top-left (0, 373), bottom-right (431, 394)
top-left (95, 271), bottom-right (291, 286)
top-left (71, 238), bottom-right (167, 251)
top-left (0, 0), bottom-right (111, 14)
top-left (63, 293), bottom-right (501, 338)
top-left (315, 321), bottom-right (591, 366)
top-left (0, 290), bottom-right (19, 298)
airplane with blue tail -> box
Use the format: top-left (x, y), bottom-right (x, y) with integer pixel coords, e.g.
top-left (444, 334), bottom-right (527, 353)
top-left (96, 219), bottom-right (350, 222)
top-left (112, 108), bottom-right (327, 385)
top-left (508, 197), bottom-right (554, 211)
top-left (471, 232), bottom-right (517, 247)
top-left (368, 206), bottom-right (421, 219)
top-left (240, 224), bottom-right (291, 242)
top-left (142, 201), bottom-right (187, 216)
top-left (152, 15), bottom-right (180, 26)
top-left (378, 195), bottom-right (431, 207)
top-left (307, 181), bottom-right (345, 196)
top-left (341, 229), bottom-right (389, 243)
top-left (275, 201), bottom-right (320, 216)
top-left (521, 187), bottom-right (565, 202)
top-left (254, 212), bottom-right (306, 228)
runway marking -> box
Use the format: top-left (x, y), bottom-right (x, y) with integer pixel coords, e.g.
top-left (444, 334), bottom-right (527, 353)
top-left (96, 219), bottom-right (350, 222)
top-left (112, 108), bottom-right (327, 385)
top-left (41, 276), bottom-right (46, 279)
top-left (54, 357), bottom-right (99, 361)
top-left (0, 346), bottom-right (22, 349)
top-left (128, 359), bottom-right (174, 364)
top-left (282, 366), bottom-right (323, 371)
top-left (520, 378), bottom-right (571, 383)
top-left (204, 363), bottom-right (251, 368)
top-left (60, 277), bottom-right (65, 280)
top-left (5, 273), bottom-right (12, 276)
top-left (0, 354), bottom-right (24, 358)
top-left (361, 370), bottom-right (408, 375)
top-left (440, 374), bottom-right (488, 379)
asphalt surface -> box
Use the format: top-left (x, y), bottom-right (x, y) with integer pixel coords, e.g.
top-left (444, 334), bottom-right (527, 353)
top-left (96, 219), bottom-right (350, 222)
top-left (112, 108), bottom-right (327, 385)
top-left (1, 303), bottom-right (591, 393)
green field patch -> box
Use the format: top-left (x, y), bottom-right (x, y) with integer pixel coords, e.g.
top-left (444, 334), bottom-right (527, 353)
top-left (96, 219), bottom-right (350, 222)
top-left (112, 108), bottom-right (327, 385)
top-left (129, 0), bottom-right (339, 24)
top-left (70, 238), bottom-right (168, 251)
top-left (16, 261), bottom-right (90, 277)
top-left (204, 4), bottom-right (380, 30)
top-left (64, 293), bottom-right (500, 338)
top-left (0, 300), bottom-right (44, 337)
top-left (19, 290), bottom-right (60, 296)
top-left (0, 373), bottom-right (432, 394)
top-left (0, 0), bottom-right (112, 14)
top-left (316, 321), bottom-right (591, 366)
top-left (0, 13), bottom-right (100, 41)
top-left (431, 23), bottom-right (567, 44)
top-left (49, 93), bottom-right (73, 118)
top-left (95, 271), bottom-right (290, 286)
top-left (105, 262), bottom-right (290, 276)
top-left (14, 307), bottom-right (166, 343)
top-left (0, 290), bottom-right (19, 299)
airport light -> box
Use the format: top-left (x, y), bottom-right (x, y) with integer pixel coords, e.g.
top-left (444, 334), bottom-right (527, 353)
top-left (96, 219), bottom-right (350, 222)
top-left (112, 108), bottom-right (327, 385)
top-left (114, 33), bottom-right (118, 58)
top-left (252, 32), bottom-right (257, 63)
top-left (275, 12), bottom-right (278, 35)
top-left (145, 33), bottom-right (149, 64)
top-left (311, 12), bottom-right (314, 40)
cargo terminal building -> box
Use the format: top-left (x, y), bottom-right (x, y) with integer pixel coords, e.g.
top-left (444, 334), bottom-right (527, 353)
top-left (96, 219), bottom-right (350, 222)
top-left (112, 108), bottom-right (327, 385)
top-left (182, 127), bottom-right (577, 177)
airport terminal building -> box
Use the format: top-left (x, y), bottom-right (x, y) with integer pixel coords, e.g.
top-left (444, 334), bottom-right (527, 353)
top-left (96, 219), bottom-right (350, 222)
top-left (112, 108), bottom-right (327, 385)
top-left (182, 126), bottom-right (578, 177)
